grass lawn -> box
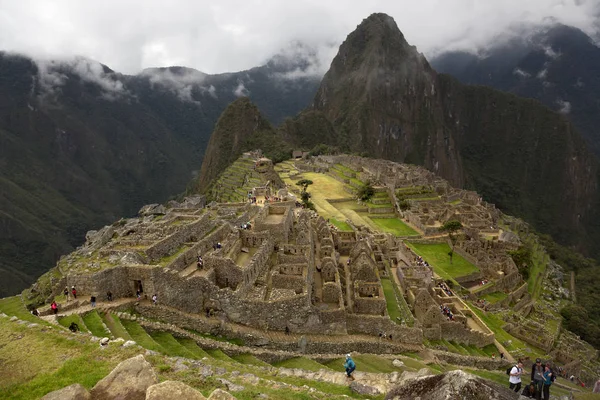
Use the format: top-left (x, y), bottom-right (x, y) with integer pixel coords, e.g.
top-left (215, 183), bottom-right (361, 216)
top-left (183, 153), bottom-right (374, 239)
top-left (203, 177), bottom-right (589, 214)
top-left (330, 218), bottom-right (353, 232)
top-left (120, 319), bottom-right (164, 352)
top-left (369, 218), bottom-right (419, 236)
top-left (380, 278), bottom-right (402, 323)
top-left (273, 357), bottom-right (330, 372)
top-left (205, 349), bottom-right (237, 362)
top-left (149, 331), bottom-right (198, 358)
top-left (481, 292), bottom-right (508, 304)
top-left (323, 354), bottom-right (411, 374)
top-left (58, 314), bottom-right (89, 333)
top-left (101, 312), bottom-right (132, 340)
top-left (81, 310), bottom-right (111, 337)
top-left (407, 242), bottom-right (479, 280)
top-left (0, 296), bottom-right (51, 324)
top-left (176, 337), bottom-right (210, 358)
top-left (231, 354), bottom-right (271, 367)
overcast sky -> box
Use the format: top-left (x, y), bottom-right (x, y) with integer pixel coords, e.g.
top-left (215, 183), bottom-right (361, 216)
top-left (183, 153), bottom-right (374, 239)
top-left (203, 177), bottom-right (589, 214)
top-left (0, 0), bottom-right (598, 75)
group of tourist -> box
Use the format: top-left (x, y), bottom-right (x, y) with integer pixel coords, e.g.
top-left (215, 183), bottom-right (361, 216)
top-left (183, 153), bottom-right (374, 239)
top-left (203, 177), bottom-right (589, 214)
top-left (240, 221), bottom-right (252, 230)
top-left (378, 331), bottom-right (393, 341)
top-left (508, 358), bottom-right (556, 400)
top-left (438, 282), bottom-right (453, 296)
top-left (439, 304), bottom-right (455, 321)
top-left (479, 279), bottom-right (489, 286)
top-left (415, 256), bottom-right (430, 267)
top-left (197, 255), bottom-right (204, 269)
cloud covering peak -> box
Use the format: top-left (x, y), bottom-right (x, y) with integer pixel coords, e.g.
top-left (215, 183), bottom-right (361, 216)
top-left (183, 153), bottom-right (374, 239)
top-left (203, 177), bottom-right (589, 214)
top-left (0, 0), bottom-right (598, 75)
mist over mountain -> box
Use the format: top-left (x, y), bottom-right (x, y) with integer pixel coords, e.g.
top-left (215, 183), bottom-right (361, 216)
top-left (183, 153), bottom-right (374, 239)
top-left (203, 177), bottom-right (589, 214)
top-left (0, 49), bottom-right (320, 297)
top-left (431, 23), bottom-right (600, 155)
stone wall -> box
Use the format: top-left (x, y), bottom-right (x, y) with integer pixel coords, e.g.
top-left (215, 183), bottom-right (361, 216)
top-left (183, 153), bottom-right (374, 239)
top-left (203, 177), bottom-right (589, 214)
top-left (346, 314), bottom-right (423, 344)
top-left (440, 321), bottom-right (495, 347)
top-left (145, 213), bottom-right (213, 261)
top-left (433, 351), bottom-right (512, 371)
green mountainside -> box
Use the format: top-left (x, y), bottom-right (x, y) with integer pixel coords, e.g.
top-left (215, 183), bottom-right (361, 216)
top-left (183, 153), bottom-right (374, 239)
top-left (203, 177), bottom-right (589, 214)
top-left (0, 53), bottom-right (319, 297)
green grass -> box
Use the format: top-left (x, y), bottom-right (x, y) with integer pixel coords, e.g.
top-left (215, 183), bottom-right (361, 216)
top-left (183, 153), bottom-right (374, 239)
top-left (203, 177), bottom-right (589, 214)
top-left (323, 354), bottom-right (415, 374)
top-left (526, 240), bottom-right (548, 299)
top-left (0, 296), bottom-right (49, 324)
top-left (57, 314), bottom-right (89, 333)
top-left (101, 312), bottom-right (132, 340)
top-left (231, 354), bottom-right (271, 367)
top-left (380, 278), bottom-right (402, 324)
top-left (330, 218), bottom-right (353, 232)
top-left (120, 319), bottom-right (165, 352)
top-left (406, 242), bottom-right (479, 281)
top-left (81, 310), bottom-right (111, 337)
top-left (481, 292), bottom-right (508, 304)
top-left (176, 337), bottom-right (210, 358)
top-left (369, 217), bottom-right (419, 236)
top-left (366, 202), bottom-right (393, 209)
top-left (205, 349), bottom-right (237, 362)
top-left (149, 331), bottom-right (198, 358)
top-left (273, 357), bottom-right (330, 372)
top-left (0, 317), bottom-right (141, 399)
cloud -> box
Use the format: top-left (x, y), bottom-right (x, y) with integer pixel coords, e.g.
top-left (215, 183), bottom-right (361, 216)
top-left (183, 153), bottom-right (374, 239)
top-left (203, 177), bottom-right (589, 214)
top-left (0, 0), bottom-right (598, 75)
top-left (233, 82), bottom-right (249, 97)
top-left (513, 68), bottom-right (531, 78)
top-left (35, 57), bottom-right (129, 99)
top-left (140, 67), bottom-right (214, 102)
top-left (557, 98), bottom-right (572, 113)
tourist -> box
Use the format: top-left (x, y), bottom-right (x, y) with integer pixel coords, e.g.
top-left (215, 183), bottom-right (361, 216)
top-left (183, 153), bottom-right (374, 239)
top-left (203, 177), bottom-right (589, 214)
top-left (593, 378), bottom-right (600, 393)
top-left (521, 382), bottom-right (537, 398)
top-left (63, 286), bottom-right (69, 300)
top-left (197, 255), bottom-right (203, 269)
top-left (344, 354), bottom-right (356, 381)
top-left (500, 352), bottom-right (505, 360)
top-left (531, 358), bottom-right (545, 399)
top-left (285, 326), bottom-right (290, 335)
top-left (51, 301), bottom-right (58, 314)
top-left (90, 295), bottom-right (96, 308)
top-left (69, 322), bottom-right (79, 332)
top-left (71, 286), bottom-right (77, 299)
top-left (152, 294), bottom-right (157, 305)
top-left (31, 308), bottom-right (39, 317)
top-left (542, 365), bottom-right (553, 400)
top-left (136, 290), bottom-right (141, 300)
top-left (106, 291), bottom-right (113, 301)
top-left (509, 361), bottom-right (524, 393)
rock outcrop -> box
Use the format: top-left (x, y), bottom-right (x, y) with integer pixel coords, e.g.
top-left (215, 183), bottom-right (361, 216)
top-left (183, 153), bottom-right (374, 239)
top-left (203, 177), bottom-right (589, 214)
top-left (40, 383), bottom-right (91, 400)
top-left (145, 380), bottom-right (207, 400)
top-left (90, 354), bottom-right (158, 400)
top-left (385, 370), bottom-right (518, 400)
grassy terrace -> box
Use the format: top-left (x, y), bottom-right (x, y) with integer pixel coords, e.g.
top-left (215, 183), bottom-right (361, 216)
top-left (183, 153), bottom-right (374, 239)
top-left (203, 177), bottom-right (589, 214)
top-left (481, 292), bottom-right (508, 304)
top-left (369, 217), bottom-right (419, 236)
top-left (406, 242), bottom-right (479, 281)
top-left (380, 278), bottom-right (402, 324)
top-left (330, 218), bottom-right (353, 232)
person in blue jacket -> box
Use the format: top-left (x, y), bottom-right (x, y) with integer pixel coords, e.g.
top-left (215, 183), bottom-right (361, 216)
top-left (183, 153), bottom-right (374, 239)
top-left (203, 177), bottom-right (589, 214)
top-left (542, 364), bottom-right (553, 400)
top-left (344, 354), bottom-right (356, 380)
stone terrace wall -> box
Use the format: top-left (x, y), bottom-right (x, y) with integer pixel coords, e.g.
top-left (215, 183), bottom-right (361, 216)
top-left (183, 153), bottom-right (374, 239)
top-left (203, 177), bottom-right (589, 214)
top-left (346, 314), bottom-right (423, 344)
top-left (145, 213), bottom-right (214, 261)
top-left (433, 351), bottom-right (512, 371)
top-left (440, 321), bottom-right (495, 347)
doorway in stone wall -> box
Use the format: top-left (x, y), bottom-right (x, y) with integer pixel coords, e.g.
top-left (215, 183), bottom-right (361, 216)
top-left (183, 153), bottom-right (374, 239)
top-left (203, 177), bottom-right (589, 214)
top-left (134, 280), bottom-right (144, 295)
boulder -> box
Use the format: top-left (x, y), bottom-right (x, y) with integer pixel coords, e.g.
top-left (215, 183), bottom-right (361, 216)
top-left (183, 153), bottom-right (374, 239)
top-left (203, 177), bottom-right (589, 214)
top-left (385, 370), bottom-right (518, 400)
top-left (138, 204), bottom-right (166, 217)
top-left (41, 383), bottom-right (91, 400)
top-left (90, 354), bottom-right (158, 400)
top-left (350, 381), bottom-right (381, 396)
top-left (208, 388), bottom-right (237, 399)
top-left (122, 340), bottom-right (137, 348)
top-left (145, 380), bottom-right (206, 400)
top-left (392, 359), bottom-right (404, 368)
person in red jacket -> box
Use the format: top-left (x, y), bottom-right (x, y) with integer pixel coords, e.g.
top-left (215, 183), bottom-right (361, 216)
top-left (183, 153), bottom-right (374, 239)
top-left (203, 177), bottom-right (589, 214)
top-left (51, 301), bottom-right (58, 314)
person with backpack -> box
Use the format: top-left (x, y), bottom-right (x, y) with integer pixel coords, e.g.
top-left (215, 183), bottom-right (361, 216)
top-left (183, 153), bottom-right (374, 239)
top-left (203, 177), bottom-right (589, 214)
top-left (344, 354), bottom-right (356, 381)
top-left (508, 361), bottom-right (524, 392)
top-left (531, 358), bottom-right (545, 399)
top-left (542, 364), bottom-right (554, 400)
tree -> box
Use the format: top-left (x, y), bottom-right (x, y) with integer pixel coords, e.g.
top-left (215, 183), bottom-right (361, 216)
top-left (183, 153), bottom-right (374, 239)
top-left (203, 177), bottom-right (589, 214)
top-left (441, 220), bottom-right (463, 264)
top-left (296, 179), bottom-right (313, 192)
top-left (357, 181), bottom-right (375, 201)
top-left (296, 179), bottom-right (314, 209)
